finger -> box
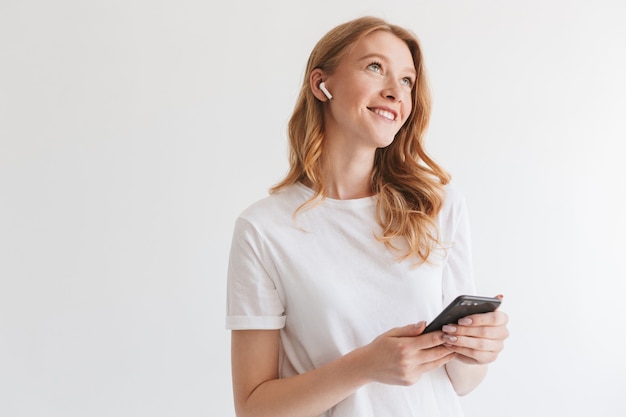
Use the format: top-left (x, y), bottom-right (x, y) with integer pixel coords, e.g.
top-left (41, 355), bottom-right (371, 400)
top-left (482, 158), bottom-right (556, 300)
top-left (443, 333), bottom-right (505, 353)
top-left (385, 321), bottom-right (427, 338)
top-left (457, 310), bottom-right (509, 328)
top-left (387, 329), bottom-right (448, 351)
top-left (411, 331), bottom-right (450, 350)
top-left (419, 345), bottom-right (457, 363)
top-left (444, 344), bottom-right (500, 365)
top-left (419, 349), bottom-right (457, 372)
top-left (402, 345), bottom-right (457, 374)
top-left (444, 323), bottom-right (510, 340)
top-left (386, 323), bottom-right (454, 350)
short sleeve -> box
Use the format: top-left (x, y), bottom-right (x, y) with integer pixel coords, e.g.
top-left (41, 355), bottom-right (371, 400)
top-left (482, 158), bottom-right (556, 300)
top-left (441, 189), bottom-right (476, 306)
top-left (225, 217), bottom-right (286, 330)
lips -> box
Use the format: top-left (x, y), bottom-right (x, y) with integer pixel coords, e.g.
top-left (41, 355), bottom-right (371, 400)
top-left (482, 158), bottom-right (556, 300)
top-left (368, 107), bottom-right (397, 121)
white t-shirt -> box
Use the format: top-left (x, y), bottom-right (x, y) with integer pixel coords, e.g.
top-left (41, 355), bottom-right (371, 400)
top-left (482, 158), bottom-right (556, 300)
top-left (226, 182), bottom-right (475, 416)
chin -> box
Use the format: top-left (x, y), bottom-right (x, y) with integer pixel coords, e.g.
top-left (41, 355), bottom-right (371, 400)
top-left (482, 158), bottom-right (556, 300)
top-left (376, 136), bottom-right (396, 149)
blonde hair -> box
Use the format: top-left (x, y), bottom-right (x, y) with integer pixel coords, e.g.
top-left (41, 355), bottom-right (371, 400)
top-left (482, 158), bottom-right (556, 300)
top-left (271, 16), bottom-right (451, 264)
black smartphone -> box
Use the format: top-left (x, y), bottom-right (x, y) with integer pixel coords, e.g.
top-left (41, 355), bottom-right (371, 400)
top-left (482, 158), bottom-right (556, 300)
top-left (423, 295), bottom-right (501, 333)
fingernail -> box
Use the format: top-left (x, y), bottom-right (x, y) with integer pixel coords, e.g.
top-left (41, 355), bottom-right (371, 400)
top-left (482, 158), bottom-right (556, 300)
top-left (458, 318), bottom-right (472, 325)
top-left (442, 325), bottom-right (457, 333)
top-left (415, 321), bottom-right (426, 328)
top-left (443, 334), bottom-right (457, 343)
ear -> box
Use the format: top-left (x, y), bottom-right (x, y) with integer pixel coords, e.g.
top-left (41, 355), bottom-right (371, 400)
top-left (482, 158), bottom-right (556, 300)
top-left (310, 68), bottom-right (330, 102)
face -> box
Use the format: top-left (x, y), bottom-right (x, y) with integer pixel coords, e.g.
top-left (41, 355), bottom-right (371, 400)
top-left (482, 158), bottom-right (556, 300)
top-left (322, 30), bottom-right (416, 151)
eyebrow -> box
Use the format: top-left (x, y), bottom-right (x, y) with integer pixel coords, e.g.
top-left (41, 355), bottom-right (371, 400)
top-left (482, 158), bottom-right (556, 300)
top-left (358, 53), bottom-right (417, 76)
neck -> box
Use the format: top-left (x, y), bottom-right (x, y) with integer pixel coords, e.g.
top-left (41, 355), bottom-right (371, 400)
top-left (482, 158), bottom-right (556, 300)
top-left (320, 146), bottom-right (376, 200)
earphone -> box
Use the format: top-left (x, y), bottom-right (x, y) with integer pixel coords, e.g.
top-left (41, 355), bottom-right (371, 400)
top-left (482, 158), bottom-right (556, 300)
top-left (319, 82), bottom-right (333, 100)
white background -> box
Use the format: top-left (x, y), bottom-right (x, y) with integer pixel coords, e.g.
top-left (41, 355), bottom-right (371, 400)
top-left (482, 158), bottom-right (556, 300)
top-left (1, 1), bottom-right (625, 416)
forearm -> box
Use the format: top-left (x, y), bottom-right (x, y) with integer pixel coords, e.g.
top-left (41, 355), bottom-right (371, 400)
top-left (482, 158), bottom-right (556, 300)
top-left (445, 359), bottom-right (488, 396)
top-left (237, 346), bottom-right (371, 417)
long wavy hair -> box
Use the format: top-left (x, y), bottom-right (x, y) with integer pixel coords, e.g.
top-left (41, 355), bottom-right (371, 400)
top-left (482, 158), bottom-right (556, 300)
top-left (271, 16), bottom-right (451, 264)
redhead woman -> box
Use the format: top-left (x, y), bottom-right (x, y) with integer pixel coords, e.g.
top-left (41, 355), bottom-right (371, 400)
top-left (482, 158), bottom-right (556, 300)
top-left (225, 16), bottom-right (509, 417)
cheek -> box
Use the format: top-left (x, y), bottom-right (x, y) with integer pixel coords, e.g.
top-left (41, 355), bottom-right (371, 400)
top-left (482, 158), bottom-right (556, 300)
top-left (401, 102), bottom-right (413, 124)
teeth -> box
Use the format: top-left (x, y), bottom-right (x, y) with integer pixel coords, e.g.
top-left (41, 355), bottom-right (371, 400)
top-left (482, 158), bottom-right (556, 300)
top-left (372, 108), bottom-right (396, 121)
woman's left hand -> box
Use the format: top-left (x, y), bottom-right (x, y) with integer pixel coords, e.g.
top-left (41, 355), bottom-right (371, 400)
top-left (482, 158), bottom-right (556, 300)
top-left (441, 307), bottom-right (509, 365)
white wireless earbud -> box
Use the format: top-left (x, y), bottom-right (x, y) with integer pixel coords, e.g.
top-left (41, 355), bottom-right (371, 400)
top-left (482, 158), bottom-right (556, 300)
top-left (319, 82), bottom-right (333, 100)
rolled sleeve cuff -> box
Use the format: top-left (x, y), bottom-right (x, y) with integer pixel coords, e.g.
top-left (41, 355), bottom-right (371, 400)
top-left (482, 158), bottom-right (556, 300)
top-left (225, 315), bottom-right (286, 330)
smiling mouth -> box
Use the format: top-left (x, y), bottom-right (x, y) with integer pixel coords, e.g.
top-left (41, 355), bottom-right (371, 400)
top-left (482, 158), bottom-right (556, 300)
top-left (368, 107), bottom-right (397, 121)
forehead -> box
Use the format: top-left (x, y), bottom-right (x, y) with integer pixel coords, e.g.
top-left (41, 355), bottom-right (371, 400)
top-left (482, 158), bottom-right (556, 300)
top-left (345, 30), bottom-right (415, 70)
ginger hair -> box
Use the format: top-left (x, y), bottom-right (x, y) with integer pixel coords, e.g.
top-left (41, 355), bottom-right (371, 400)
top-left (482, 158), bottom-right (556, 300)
top-left (271, 16), bottom-right (450, 264)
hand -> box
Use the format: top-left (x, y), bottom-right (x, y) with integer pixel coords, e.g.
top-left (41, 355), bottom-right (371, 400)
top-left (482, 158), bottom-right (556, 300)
top-left (357, 321), bottom-right (456, 386)
top-left (440, 296), bottom-right (509, 365)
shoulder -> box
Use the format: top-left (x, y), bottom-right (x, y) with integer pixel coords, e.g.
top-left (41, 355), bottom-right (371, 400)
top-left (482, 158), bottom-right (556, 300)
top-left (230, 183), bottom-right (313, 255)
top-left (437, 183), bottom-right (470, 238)
top-left (441, 183), bottom-right (468, 215)
top-left (237, 183), bottom-right (310, 226)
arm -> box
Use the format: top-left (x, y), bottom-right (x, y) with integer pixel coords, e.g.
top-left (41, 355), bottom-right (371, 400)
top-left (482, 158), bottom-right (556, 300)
top-left (231, 323), bottom-right (456, 417)
top-left (444, 360), bottom-right (488, 396)
top-left (442, 305), bottom-right (509, 396)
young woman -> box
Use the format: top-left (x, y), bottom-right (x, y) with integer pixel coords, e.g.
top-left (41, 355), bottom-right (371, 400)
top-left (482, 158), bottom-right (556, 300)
top-left (225, 16), bottom-right (509, 417)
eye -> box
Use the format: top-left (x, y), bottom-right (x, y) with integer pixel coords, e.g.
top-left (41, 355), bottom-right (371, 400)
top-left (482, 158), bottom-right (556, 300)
top-left (367, 62), bottom-right (382, 73)
top-left (401, 77), bottom-right (414, 87)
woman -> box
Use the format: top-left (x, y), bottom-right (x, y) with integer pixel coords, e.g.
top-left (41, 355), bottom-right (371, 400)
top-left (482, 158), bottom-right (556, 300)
top-left (225, 16), bottom-right (509, 417)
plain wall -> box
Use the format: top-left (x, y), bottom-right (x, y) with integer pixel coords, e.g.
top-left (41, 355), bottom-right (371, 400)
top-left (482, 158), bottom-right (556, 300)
top-left (1, 0), bottom-right (625, 416)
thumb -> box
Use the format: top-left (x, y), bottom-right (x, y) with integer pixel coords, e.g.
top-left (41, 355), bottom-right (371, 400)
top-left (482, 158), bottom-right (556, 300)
top-left (495, 294), bottom-right (504, 309)
top-left (386, 321), bottom-right (427, 337)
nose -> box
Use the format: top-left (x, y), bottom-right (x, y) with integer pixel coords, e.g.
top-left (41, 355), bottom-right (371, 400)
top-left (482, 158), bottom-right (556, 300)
top-left (381, 82), bottom-right (403, 102)
top-left (383, 91), bottom-right (397, 101)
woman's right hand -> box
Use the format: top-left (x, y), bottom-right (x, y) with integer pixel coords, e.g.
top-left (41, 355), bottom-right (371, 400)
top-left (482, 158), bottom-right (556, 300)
top-left (356, 321), bottom-right (456, 386)
top-left (230, 323), bottom-right (454, 417)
